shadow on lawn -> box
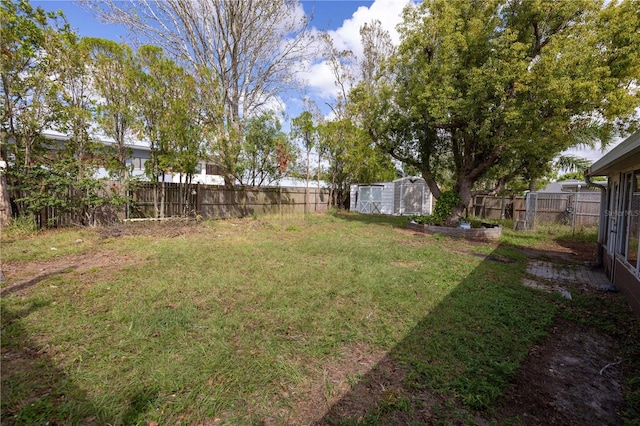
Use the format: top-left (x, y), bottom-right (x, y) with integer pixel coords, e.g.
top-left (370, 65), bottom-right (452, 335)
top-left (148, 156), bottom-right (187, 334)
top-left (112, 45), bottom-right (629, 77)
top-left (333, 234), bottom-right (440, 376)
top-left (1, 298), bottom-right (167, 425)
top-left (0, 298), bottom-right (155, 425)
top-left (315, 242), bottom-right (557, 425)
top-left (1, 299), bottom-right (97, 424)
top-left (330, 211), bottom-right (411, 228)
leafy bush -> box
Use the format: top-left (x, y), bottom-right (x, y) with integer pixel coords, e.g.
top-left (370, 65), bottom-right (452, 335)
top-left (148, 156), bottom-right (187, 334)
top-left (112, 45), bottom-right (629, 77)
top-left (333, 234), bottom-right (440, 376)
top-left (410, 190), bottom-right (463, 225)
top-left (433, 190), bottom-right (462, 224)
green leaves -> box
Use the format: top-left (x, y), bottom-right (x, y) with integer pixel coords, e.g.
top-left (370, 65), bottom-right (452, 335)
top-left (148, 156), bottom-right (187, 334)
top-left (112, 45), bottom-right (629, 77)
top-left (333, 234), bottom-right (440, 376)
top-left (238, 111), bottom-right (293, 186)
top-left (354, 0), bottom-right (640, 223)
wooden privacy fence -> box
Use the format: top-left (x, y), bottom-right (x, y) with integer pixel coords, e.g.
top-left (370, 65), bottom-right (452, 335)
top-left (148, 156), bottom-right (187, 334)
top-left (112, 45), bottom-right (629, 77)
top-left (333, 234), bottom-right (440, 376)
top-left (474, 192), bottom-right (601, 229)
top-left (130, 183), bottom-right (330, 219)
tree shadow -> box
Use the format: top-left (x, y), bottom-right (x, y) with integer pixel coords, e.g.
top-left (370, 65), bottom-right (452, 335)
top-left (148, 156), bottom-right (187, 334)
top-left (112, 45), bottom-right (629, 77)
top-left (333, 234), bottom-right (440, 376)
top-left (1, 298), bottom-right (104, 424)
top-left (1, 266), bottom-right (79, 297)
top-left (330, 211), bottom-right (410, 228)
top-left (314, 243), bottom-right (558, 425)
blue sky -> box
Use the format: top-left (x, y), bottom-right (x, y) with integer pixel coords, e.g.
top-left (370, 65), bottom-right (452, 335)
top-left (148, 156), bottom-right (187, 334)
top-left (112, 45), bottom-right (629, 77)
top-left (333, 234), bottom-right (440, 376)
top-left (33, 1), bottom-right (377, 41)
top-left (31, 0), bottom-right (407, 116)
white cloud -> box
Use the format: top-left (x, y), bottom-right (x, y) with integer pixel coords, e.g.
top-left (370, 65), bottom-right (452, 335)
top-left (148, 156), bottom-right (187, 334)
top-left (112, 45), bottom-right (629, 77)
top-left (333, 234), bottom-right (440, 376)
top-left (299, 0), bottom-right (412, 106)
top-left (326, 0), bottom-right (409, 58)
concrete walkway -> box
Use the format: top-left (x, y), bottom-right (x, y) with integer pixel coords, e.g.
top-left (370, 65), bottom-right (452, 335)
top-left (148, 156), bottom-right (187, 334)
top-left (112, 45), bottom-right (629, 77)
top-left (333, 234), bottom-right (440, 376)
top-left (523, 260), bottom-right (612, 299)
top-left (526, 261), bottom-right (611, 287)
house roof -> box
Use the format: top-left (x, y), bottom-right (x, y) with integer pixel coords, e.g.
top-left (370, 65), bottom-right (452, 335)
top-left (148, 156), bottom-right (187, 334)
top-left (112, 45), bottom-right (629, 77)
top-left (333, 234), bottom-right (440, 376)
top-left (586, 129), bottom-right (640, 176)
top-left (539, 179), bottom-right (593, 193)
top-left (42, 129), bottom-right (152, 150)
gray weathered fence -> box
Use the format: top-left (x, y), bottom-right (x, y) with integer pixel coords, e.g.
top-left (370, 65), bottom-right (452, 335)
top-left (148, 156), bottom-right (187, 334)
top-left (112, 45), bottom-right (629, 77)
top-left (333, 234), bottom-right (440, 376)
top-left (474, 192), bottom-right (601, 229)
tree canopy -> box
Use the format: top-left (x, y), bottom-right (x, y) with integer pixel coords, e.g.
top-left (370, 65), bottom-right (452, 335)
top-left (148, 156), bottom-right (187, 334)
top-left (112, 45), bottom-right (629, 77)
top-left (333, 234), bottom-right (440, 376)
top-left (354, 0), bottom-right (640, 223)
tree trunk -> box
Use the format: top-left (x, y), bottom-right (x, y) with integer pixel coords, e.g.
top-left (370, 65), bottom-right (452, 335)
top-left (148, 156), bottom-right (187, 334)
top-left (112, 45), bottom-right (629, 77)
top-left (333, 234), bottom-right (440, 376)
top-left (0, 167), bottom-right (11, 228)
top-left (446, 178), bottom-right (473, 227)
top-left (160, 179), bottom-right (166, 218)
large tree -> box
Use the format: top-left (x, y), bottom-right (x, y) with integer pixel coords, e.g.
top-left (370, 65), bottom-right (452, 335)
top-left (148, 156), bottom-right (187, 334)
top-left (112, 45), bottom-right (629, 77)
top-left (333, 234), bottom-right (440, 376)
top-left (84, 37), bottom-right (138, 187)
top-left (316, 20), bottom-right (397, 206)
top-left (131, 45), bottom-right (204, 218)
top-left (355, 0), bottom-right (640, 224)
top-left (0, 0), bottom-right (69, 221)
top-left (81, 0), bottom-right (313, 185)
top-left (291, 110), bottom-right (317, 214)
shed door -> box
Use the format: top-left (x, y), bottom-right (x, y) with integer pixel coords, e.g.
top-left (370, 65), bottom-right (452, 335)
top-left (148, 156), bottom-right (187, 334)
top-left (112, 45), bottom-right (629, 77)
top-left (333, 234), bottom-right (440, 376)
top-left (400, 184), bottom-right (424, 215)
top-left (358, 186), bottom-right (383, 214)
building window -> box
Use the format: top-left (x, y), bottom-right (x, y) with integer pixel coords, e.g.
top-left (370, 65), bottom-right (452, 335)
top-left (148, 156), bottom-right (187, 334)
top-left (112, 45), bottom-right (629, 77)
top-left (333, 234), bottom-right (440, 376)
top-left (130, 157), bottom-right (147, 170)
top-left (627, 171), bottom-right (640, 270)
top-left (206, 163), bottom-right (223, 176)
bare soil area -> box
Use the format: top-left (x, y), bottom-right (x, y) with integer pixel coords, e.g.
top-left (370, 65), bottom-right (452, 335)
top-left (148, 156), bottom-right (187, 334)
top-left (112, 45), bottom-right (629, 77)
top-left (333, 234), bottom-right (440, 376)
top-left (0, 251), bottom-right (141, 297)
top-left (497, 318), bottom-right (624, 425)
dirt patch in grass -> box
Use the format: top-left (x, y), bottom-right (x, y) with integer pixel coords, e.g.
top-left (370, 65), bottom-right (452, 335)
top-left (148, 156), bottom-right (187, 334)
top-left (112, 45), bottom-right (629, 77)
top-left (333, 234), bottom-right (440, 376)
top-left (519, 239), bottom-right (597, 263)
top-left (1, 251), bottom-right (142, 296)
top-left (497, 318), bottom-right (623, 425)
top-left (97, 219), bottom-right (209, 239)
top-left (282, 343), bottom-right (382, 422)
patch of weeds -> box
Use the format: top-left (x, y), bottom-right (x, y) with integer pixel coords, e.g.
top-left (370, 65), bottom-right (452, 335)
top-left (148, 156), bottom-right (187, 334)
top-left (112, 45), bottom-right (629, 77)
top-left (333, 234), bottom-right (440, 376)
top-left (623, 376), bottom-right (640, 426)
top-left (379, 391), bottom-right (413, 414)
top-left (346, 374), bottom-right (361, 387)
top-left (2, 215), bottom-right (40, 238)
top-left (554, 285), bottom-right (640, 425)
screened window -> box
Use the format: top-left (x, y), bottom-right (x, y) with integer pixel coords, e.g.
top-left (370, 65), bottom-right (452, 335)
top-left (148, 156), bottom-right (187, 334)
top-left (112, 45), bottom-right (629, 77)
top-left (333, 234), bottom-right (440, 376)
top-left (627, 171), bottom-right (640, 269)
top-left (619, 173), bottom-right (632, 256)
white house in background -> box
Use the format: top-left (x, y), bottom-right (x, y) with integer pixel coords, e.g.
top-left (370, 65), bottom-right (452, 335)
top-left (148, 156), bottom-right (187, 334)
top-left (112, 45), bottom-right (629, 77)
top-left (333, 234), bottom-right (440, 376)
top-left (350, 176), bottom-right (433, 216)
top-left (41, 129), bottom-right (224, 184)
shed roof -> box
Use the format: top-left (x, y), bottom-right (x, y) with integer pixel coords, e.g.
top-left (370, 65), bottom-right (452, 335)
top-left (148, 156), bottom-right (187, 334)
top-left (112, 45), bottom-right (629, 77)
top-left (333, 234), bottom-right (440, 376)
top-left (586, 129), bottom-right (640, 176)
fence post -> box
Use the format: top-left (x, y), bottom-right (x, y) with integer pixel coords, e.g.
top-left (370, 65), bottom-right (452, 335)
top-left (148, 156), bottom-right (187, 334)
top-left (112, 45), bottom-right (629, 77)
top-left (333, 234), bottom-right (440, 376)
top-left (196, 183), bottom-right (201, 217)
top-left (572, 188), bottom-right (580, 237)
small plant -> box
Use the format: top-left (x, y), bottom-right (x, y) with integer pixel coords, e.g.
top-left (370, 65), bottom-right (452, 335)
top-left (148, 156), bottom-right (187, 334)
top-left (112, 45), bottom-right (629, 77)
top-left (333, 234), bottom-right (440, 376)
top-left (2, 215), bottom-right (39, 237)
top-left (409, 214), bottom-right (435, 225)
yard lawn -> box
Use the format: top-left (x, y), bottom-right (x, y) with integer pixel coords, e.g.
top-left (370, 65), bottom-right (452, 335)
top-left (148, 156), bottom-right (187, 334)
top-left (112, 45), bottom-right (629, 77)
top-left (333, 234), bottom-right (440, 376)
top-left (1, 213), bottom-right (638, 425)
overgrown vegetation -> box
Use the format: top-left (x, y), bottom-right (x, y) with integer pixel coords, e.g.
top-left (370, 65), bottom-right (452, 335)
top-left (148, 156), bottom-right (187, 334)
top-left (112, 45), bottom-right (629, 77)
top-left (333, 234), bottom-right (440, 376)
top-left (1, 213), bottom-right (637, 424)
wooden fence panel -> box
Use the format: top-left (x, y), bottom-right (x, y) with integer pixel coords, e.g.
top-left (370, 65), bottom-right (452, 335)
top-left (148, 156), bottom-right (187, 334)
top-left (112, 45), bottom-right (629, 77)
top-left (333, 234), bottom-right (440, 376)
top-left (474, 192), bottom-right (601, 228)
top-left (131, 183), bottom-right (329, 220)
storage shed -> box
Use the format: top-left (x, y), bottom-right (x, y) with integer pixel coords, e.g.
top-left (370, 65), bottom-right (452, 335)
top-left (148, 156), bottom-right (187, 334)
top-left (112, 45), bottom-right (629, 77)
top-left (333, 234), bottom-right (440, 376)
top-left (349, 177), bottom-right (432, 216)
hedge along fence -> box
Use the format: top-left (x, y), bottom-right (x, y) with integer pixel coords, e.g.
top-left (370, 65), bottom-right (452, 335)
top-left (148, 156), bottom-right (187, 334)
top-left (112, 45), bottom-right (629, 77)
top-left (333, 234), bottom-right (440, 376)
top-left (130, 182), bottom-right (330, 219)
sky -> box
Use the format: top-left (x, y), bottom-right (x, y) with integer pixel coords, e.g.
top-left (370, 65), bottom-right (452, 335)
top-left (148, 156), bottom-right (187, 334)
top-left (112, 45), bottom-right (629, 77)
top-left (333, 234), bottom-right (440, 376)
top-left (30, 0), bottom-right (619, 166)
top-left (31, 0), bottom-right (410, 113)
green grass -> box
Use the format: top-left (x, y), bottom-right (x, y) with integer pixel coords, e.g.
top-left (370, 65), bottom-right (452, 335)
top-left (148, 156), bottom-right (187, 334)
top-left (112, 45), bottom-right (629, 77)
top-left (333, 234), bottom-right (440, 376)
top-left (0, 212), bottom-right (634, 424)
top-left (500, 221), bottom-right (599, 247)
